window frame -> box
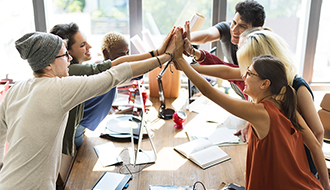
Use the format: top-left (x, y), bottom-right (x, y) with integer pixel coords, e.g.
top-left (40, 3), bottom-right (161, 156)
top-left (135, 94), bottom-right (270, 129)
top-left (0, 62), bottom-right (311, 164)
top-left (33, 0), bottom-right (325, 89)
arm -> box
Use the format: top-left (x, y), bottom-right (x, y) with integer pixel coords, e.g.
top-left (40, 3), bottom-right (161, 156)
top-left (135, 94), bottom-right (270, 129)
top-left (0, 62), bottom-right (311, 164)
top-left (181, 34), bottom-right (242, 80)
top-left (0, 103), bottom-right (6, 163)
top-left (191, 64), bottom-right (242, 80)
top-left (184, 20), bottom-right (220, 45)
top-left (296, 86), bottom-right (324, 145)
top-left (190, 27), bottom-right (220, 45)
top-left (297, 112), bottom-right (330, 189)
top-left (68, 60), bottom-right (112, 76)
top-left (175, 57), bottom-right (269, 136)
top-left (112, 26), bottom-right (176, 67)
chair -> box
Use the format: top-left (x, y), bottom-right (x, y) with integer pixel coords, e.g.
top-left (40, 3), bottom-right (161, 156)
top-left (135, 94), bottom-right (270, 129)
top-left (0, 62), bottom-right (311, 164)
top-left (318, 93), bottom-right (330, 140)
top-left (56, 150), bottom-right (77, 190)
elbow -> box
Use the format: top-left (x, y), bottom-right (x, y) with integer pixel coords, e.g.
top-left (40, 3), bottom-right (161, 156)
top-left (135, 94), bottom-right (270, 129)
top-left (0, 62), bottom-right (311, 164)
top-left (315, 127), bottom-right (325, 142)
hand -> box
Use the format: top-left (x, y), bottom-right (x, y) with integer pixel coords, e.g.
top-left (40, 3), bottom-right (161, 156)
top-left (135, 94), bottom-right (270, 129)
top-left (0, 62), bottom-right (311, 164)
top-left (184, 20), bottom-right (191, 41)
top-left (183, 38), bottom-right (194, 57)
top-left (165, 27), bottom-right (184, 60)
top-left (158, 26), bottom-right (176, 55)
top-left (324, 183), bottom-right (330, 190)
top-left (234, 124), bottom-right (249, 143)
top-left (173, 27), bottom-right (184, 60)
top-left (182, 21), bottom-right (193, 57)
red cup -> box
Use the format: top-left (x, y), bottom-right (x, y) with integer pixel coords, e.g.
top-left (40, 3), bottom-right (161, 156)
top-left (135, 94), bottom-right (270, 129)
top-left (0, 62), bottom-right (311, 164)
top-left (173, 110), bottom-right (187, 129)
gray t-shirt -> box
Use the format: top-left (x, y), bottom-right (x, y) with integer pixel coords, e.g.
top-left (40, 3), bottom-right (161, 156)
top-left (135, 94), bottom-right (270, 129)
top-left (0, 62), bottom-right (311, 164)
top-left (215, 22), bottom-right (238, 65)
top-left (214, 22), bottom-right (244, 99)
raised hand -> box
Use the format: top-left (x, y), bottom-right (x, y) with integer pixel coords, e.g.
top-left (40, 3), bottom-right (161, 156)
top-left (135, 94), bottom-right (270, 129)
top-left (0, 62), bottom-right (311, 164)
top-left (182, 21), bottom-right (193, 57)
top-left (158, 26), bottom-right (176, 55)
top-left (173, 27), bottom-right (184, 60)
top-left (184, 21), bottom-right (191, 41)
top-left (183, 38), bottom-right (194, 57)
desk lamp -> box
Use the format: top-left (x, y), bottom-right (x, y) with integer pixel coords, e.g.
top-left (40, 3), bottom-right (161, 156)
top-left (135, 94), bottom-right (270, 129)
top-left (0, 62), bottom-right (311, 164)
top-left (157, 62), bottom-right (175, 120)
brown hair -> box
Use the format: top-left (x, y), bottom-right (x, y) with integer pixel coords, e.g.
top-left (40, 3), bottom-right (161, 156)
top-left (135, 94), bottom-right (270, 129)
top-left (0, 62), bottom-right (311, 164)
top-left (253, 55), bottom-right (302, 131)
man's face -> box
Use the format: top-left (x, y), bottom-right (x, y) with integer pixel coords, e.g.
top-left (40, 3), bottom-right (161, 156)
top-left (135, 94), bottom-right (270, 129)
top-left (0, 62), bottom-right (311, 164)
top-left (108, 40), bottom-right (129, 60)
top-left (50, 44), bottom-right (72, 78)
top-left (230, 13), bottom-right (253, 45)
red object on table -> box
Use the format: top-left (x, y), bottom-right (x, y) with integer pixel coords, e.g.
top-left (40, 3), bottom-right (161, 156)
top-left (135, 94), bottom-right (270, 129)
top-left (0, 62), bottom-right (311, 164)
top-left (173, 111), bottom-right (187, 129)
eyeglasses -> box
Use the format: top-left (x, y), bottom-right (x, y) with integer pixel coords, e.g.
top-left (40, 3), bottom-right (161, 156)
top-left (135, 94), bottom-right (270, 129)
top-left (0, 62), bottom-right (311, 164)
top-left (55, 51), bottom-right (70, 60)
top-left (244, 66), bottom-right (259, 77)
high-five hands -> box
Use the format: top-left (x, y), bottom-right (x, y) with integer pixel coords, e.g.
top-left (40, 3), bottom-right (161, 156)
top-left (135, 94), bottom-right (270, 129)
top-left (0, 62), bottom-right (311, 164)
top-left (159, 26), bottom-right (176, 55)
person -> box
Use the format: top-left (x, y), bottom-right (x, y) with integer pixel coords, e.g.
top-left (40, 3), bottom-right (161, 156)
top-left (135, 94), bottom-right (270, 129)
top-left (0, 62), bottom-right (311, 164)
top-left (73, 32), bottom-right (129, 147)
top-left (187, 0), bottom-right (265, 99)
top-left (50, 23), bottom-right (172, 153)
top-left (183, 28), bottom-right (324, 175)
top-left (173, 29), bottom-right (330, 188)
top-left (0, 30), bottom-right (178, 189)
top-left (72, 31), bottom-right (131, 147)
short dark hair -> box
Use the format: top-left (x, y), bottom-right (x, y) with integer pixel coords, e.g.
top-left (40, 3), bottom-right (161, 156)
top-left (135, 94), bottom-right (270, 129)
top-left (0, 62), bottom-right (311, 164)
top-left (50, 23), bottom-right (79, 64)
top-left (235, 1), bottom-right (265, 27)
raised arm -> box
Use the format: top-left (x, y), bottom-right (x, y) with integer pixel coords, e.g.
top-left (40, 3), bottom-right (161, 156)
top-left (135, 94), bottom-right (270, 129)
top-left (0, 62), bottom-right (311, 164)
top-left (185, 20), bottom-right (220, 45)
top-left (297, 111), bottom-right (330, 190)
top-left (111, 26), bottom-right (176, 67)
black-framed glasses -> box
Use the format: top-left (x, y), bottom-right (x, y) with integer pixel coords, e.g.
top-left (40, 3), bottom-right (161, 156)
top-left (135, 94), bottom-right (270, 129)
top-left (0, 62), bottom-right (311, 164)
top-left (55, 51), bottom-right (70, 60)
top-left (244, 66), bottom-right (259, 77)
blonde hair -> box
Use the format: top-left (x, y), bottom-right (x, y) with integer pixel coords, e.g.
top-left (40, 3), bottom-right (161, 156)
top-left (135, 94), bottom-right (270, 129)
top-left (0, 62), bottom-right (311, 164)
top-left (237, 29), bottom-right (297, 85)
top-left (101, 32), bottom-right (127, 55)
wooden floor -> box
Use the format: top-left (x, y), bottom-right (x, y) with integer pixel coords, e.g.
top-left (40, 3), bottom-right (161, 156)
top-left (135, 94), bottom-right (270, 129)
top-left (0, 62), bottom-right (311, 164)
top-left (64, 89), bottom-right (248, 190)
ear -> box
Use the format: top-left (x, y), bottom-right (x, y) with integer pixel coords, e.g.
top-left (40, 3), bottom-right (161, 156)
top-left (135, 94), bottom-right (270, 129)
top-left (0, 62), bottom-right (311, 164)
top-left (102, 49), bottom-right (110, 60)
top-left (44, 64), bottom-right (52, 71)
top-left (260, 79), bottom-right (271, 90)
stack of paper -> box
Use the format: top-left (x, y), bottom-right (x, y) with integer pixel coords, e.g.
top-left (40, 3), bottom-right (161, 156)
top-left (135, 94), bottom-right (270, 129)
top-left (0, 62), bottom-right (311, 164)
top-left (93, 142), bottom-right (123, 167)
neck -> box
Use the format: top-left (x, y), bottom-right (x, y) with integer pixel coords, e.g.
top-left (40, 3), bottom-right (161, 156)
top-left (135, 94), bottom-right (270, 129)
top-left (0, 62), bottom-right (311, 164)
top-left (257, 94), bottom-right (273, 103)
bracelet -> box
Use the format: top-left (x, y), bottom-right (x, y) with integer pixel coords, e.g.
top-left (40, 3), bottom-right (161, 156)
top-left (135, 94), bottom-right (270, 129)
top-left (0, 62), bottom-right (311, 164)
top-left (196, 50), bottom-right (206, 63)
top-left (149, 50), bottom-right (155, 57)
top-left (155, 56), bottom-right (162, 68)
top-left (164, 52), bottom-right (173, 62)
top-left (156, 49), bottom-right (159, 56)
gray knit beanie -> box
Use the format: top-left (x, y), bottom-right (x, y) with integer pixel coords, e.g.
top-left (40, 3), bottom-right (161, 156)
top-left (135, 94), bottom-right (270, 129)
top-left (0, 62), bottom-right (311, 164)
top-left (15, 32), bottom-right (63, 71)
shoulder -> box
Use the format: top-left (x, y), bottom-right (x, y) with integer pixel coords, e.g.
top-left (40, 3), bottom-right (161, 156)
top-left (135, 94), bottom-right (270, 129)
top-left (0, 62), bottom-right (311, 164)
top-left (214, 22), bottom-right (230, 30)
top-left (214, 22), bottom-right (231, 40)
top-left (292, 75), bottom-right (314, 99)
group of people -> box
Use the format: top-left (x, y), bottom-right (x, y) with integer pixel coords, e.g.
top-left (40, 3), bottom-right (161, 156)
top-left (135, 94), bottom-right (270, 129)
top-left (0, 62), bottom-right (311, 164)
top-left (0, 0), bottom-right (329, 189)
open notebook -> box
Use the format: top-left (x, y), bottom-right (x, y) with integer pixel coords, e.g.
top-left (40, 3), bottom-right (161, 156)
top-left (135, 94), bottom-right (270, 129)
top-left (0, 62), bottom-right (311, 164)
top-left (174, 138), bottom-right (230, 170)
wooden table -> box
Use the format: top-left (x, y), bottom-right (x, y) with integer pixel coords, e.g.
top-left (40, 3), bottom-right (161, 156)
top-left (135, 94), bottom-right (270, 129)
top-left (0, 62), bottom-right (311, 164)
top-left (64, 89), bottom-right (247, 190)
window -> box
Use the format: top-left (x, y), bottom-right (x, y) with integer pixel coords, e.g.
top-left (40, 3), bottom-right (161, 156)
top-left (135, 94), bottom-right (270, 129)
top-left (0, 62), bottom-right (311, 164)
top-left (0, 0), bottom-right (35, 81)
top-left (45, 0), bottom-right (129, 63)
top-left (227, 0), bottom-right (305, 72)
top-left (141, 0), bottom-right (213, 85)
top-left (139, 0), bottom-right (213, 51)
top-left (312, 0), bottom-right (330, 82)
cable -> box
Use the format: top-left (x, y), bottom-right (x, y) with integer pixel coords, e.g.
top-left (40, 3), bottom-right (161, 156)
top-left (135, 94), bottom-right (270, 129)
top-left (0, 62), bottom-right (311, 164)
top-left (193, 181), bottom-right (206, 190)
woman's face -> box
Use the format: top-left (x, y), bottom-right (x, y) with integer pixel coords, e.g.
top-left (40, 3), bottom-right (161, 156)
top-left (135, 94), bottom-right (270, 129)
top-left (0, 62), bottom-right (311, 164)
top-left (68, 31), bottom-right (92, 64)
top-left (242, 63), bottom-right (261, 98)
